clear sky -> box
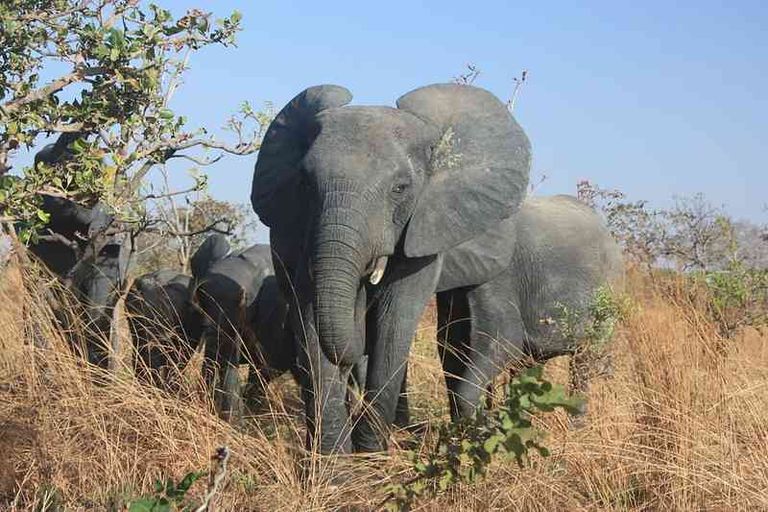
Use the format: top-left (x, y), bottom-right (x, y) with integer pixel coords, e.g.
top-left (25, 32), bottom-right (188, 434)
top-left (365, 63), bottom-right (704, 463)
top-left (25, 1), bottom-right (768, 240)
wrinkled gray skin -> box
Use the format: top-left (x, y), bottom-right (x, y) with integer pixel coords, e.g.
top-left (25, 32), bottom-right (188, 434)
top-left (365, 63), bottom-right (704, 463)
top-left (125, 270), bottom-right (204, 388)
top-left (437, 195), bottom-right (624, 420)
top-left (190, 234), bottom-right (297, 420)
top-left (251, 83), bottom-right (531, 453)
top-left (190, 234), bottom-right (411, 425)
top-left (26, 133), bottom-right (131, 367)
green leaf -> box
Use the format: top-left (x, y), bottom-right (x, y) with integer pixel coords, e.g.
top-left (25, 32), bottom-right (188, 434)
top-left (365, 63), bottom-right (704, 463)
top-left (175, 470), bottom-right (206, 494)
top-left (36, 209), bottom-right (50, 223)
top-left (483, 435), bottom-right (501, 454)
top-left (127, 500), bottom-right (155, 512)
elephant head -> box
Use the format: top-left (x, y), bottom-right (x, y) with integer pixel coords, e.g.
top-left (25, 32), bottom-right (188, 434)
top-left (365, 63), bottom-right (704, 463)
top-left (190, 233), bottom-right (231, 280)
top-left (252, 83), bottom-right (531, 367)
top-left (26, 131), bottom-right (131, 367)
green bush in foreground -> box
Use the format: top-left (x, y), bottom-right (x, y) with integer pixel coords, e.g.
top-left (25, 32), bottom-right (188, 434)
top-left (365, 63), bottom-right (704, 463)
top-left (384, 366), bottom-right (584, 511)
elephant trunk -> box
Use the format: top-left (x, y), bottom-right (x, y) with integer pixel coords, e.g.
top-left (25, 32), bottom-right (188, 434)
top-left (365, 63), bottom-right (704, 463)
top-left (313, 206), bottom-right (367, 367)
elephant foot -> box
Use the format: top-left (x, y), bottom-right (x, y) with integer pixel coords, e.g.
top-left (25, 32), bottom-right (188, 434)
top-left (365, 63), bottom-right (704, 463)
top-left (393, 410), bottom-right (410, 429)
top-left (296, 449), bottom-right (358, 489)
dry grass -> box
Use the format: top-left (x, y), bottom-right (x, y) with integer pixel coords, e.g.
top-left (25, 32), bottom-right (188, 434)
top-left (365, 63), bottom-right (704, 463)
top-left (1, 264), bottom-right (767, 511)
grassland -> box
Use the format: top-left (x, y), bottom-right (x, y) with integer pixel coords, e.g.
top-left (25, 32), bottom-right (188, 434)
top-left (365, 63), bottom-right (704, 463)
top-left (1, 265), bottom-right (766, 511)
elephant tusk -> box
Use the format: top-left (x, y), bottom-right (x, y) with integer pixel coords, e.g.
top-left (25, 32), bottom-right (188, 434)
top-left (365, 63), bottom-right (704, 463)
top-left (369, 256), bottom-right (388, 285)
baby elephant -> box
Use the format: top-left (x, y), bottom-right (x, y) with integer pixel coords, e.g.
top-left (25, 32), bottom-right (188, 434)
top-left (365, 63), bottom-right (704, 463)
top-left (436, 195), bottom-right (624, 421)
top-left (190, 235), bottom-right (294, 420)
top-left (126, 270), bottom-right (203, 387)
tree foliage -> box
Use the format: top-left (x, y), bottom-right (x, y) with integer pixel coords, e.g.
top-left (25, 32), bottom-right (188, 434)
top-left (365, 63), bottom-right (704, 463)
top-left (576, 180), bottom-right (768, 271)
top-left (578, 180), bottom-right (767, 336)
top-left (0, 0), bottom-right (267, 238)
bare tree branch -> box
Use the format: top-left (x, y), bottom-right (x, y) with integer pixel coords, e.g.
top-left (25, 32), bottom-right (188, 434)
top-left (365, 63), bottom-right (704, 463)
top-left (507, 69), bottom-right (528, 113)
top-left (2, 66), bottom-right (108, 114)
top-left (166, 152), bottom-right (224, 166)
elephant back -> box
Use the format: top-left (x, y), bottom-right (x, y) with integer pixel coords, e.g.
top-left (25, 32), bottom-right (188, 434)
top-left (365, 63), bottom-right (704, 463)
top-left (202, 243), bottom-right (275, 310)
top-left (512, 195), bottom-right (624, 340)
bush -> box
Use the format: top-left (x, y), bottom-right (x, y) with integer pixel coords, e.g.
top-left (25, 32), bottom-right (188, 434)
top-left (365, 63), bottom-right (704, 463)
top-left (383, 367), bottom-right (584, 511)
top-left (697, 263), bottom-right (768, 337)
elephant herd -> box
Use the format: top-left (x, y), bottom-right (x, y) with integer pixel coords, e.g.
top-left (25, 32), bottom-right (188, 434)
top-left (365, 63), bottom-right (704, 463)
top-left (26, 83), bottom-right (623, 456)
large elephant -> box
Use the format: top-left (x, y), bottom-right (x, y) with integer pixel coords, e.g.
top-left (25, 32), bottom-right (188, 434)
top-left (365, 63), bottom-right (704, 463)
top-left (251, 83), bottom-right (531, 453)
top-left (125, 270), bottom-right (204, 387)
top-left (25, 133), bottom-right (131, 366)
top-left (190, 234), bottom-right (296, 419)
top-left (436, 195), bottom-right (624, 421)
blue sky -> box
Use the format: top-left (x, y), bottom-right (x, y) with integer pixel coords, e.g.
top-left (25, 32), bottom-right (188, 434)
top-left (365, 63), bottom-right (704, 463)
top-left (21, 1), bottom-right (768, 238)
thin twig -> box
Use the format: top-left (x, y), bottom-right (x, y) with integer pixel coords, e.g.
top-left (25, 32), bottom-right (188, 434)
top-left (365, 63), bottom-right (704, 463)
top-left (507, 69), bottom-right (528, 113)
top-left (194, 446), bottom-right (230, 512)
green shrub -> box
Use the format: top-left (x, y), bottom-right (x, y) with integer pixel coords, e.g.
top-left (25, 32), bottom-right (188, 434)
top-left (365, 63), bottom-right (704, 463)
top-left (383, 366), bottom-right (584, 511)
top-left (126, 471), bottom-right (206, 512)
top-left (698, 262), bottom-right (768, 337)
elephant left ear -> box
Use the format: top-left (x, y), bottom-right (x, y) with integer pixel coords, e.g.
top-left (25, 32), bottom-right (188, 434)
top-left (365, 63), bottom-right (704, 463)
top-left (396, 83), bottom-right (531, 257)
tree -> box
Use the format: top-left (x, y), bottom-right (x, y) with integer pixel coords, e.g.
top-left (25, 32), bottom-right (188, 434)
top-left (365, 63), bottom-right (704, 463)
top-left (577, 180), bottom-right (768, 271)
top-left (0, 0), bottom-right (269, 366)
top-left (134, 187), bottom-right (259, 274)
top-left (0, 0), bottom-right (268, 238)
top-left (576, 180), bottom-right (666, 268)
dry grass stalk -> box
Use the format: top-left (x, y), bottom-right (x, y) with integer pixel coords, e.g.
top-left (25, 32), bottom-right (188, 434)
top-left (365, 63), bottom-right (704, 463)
top-left (0, 265), bottom-right (766, 510)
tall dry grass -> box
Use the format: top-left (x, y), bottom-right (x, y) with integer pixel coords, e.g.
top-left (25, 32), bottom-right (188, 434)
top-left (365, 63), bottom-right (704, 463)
top-left (1, 263), bottom-right (766, 511)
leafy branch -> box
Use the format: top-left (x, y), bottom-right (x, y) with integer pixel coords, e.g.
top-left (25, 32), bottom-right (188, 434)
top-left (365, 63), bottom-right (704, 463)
top-left (0, 0), bottom-right (270, 241)
top-left (383, 367), bottom-right (584, 511)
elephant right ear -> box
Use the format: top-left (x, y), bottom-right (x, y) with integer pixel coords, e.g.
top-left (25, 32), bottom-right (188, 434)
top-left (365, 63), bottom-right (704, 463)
top-left (191, 234), bottom-right (230, 279)
top-left (251, 85), bottom-right (353, 228)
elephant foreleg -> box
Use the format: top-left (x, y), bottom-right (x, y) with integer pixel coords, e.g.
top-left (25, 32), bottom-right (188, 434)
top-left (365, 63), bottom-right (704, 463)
top-left (352, 255), bottom-right (440, 452)
top-left (282, 266), bottom-right (354, 455)
top-left (202, 324), bottom-right (242, 422)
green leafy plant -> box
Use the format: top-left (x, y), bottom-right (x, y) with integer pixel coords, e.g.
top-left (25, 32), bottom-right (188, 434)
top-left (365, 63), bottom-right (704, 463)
top-left (383, 366), bottom-right (584, 511)
top-left (127, 471), bottom-right (206, 512)
top-left (556, 286), bottom-right (629, 352)
top-left (0, 0), bottom-right (268, 241)
top-left (699, 262), bottom-right (768, 337)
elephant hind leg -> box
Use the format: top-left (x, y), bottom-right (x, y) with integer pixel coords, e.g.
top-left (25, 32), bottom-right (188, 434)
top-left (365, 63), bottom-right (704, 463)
top-left (393, 367), bottom-right (410, 428)
top-left (436, 288), bottom-right (472, 421)
top-left (438, 279), bottom-right (527, 421)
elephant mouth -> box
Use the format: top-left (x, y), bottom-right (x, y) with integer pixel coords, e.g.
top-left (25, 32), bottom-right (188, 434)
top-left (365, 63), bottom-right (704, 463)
top-left (364, 255), bottom-right (389, 285)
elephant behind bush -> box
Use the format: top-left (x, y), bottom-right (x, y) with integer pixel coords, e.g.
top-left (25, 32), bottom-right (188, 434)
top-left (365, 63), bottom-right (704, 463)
top-left (436, 195), bottom-right (624, 420)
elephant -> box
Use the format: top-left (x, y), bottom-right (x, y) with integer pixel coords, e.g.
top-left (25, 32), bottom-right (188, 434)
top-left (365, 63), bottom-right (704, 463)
top-left (190, 233), bottom-right (413, 426)
top-left (125, 270), bottom-right (204, 388)
top-left (436, 195), bottom-right (624, 422)
top-left (250, 83), bottom-right (531, 453)
top-left (190, 234), bottom-right (297, 419)
top-left (24, 133), bottom-right (131, 366)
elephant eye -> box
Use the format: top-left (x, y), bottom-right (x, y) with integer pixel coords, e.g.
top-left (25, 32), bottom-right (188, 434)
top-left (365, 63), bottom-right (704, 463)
top-left (392, 183), bottom-right (409, 194)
